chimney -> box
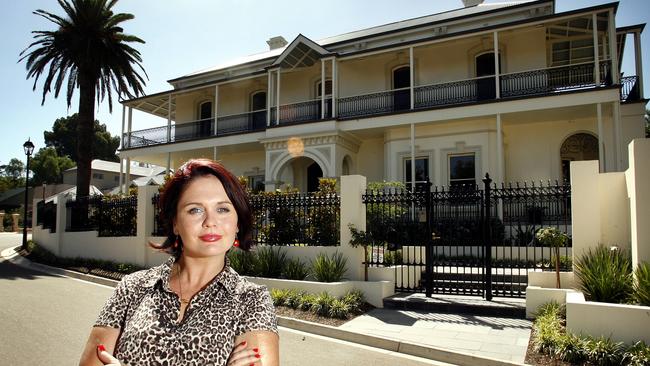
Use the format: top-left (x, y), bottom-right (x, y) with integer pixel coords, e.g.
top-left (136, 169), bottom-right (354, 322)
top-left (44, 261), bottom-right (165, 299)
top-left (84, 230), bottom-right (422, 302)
top-left (267, 36), bottom-right (288, 51)
top-left (462, 0), bottom-right (484, 7)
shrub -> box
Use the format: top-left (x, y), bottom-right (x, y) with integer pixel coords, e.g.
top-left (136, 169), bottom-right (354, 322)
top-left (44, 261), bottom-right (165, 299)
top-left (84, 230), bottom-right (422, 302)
top-left (383, 250), bottom-right (403, 266)
top-left (270, 288), bottom-right (290, 306)
top-left (227, 249), bottom-right (258, 276)
top-left (329, 299), bottom-right (351, 319)
top-left (282, 257), bottom-right (309, 280)
top-left (582, 335), bottom-right (624, 365)
top-left (284, 289), bottom-right (303, 309)
top-left (633, 262), bottom-right (650, 306)
top-left (532, 301), bottom-right (564, 354)
top-left (341, 289), bottom-right (365, 314)
top-left (254, 246), bottom-right (287, 278)
top-left (310, 251), bottom-right (347, 282)
top-left (298, 293), bottom-right (317, 311)
top-left (623, 341), bottom-right (650, 366)
top-left (574, 245), bottom-right (633, 303)
top-left (310, 291), bottom-right (335, 316)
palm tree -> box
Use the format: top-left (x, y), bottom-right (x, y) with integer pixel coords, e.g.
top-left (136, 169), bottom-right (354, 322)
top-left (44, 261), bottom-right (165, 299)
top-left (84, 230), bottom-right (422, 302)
top-left (20, 0), bottom-right (147, 213)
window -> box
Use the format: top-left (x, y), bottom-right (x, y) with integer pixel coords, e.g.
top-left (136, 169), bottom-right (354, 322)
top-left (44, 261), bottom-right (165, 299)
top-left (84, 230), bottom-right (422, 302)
top-left (315, 79), bottom-right (332, 97)
top-left (92, 173), bottom-right (104, 179)
top-left (404, 157), bottom-right (429, 189)
top-left (248, 175), bottom-right (265, 193)
top-left (449, 154), bottom-right (475, 186)
top-left (114, 176), bottom-right (120, 182)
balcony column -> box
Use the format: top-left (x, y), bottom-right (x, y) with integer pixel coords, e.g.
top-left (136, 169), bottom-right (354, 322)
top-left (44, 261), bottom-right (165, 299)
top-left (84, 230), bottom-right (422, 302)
top-left (596, 103), bottom-right (605, 172)
top-left (332, 58), bottom-right (338, 118)
top-left (214, 85), bottom-right (219, 135)
top-left (496, 113), bottom-right (504, 185)
top-left (167, 95), bottom-right (172, 142)
top-left (493, 31), bottom-right (500, 99)
top-left (608, 9), bottom-right (620, 84)
top-left (409, 47), bottom-right (414, 109)
top-left (267, 70), bottom-right (272, 126)
top-left (120, 104), bottom-right (126, 149)
top-left (119, 158), bottom-right (124, 194)
top-left (613, 102), bottom-right (622, 170)
top-left (213, 147), bottom-right (217, 161)
top-left (166, 153), bottom-right (171, 176)
top-left (634, 31), bottom-right (644, 98)
top-left (125, 158), bottom-right (131, 193)
top-left (127, 106), bottom-right (133, 144)
top-left (276, 69), bottom-right (281, 125)
top-left (592, 13), bottom-right (601, 86)
top-left (321, 59), bottom-right (326, 119)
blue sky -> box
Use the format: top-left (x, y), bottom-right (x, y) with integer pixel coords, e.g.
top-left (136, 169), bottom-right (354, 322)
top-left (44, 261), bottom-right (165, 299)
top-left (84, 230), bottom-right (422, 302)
top-left (0, 0), bottom-right (647, 168)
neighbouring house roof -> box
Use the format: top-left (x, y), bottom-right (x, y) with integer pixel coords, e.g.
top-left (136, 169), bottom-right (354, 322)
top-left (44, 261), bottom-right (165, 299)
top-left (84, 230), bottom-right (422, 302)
top-left (64, 159), bottom-right (165, 177)
top-left (105, 174), bottom-right (166, 195)
top-left (0, 184), bottom-right (98, 208)
top-left (45, 185), bottom-right (103, 204)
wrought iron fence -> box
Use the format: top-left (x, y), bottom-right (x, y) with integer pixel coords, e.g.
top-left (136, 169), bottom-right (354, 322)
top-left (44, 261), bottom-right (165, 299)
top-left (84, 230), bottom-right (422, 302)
top-left (414, 77), bottom-right (487, 109)
top-left (152, 193), bottom-right (165, 236)
top-left (36, 200), bottom-right (57, 233)
top-left (250, 192), bottom-right (340, 246)
top-left (621, 76), bottom-right (640, 102)
top-left (66, 195), bottom-right (137, 236)
top-left (362, 178), bottom-right (572, 298)
top-left (123, 125), bottom-right (168, 148)
top-left (173, 118), bottom-right (214, 142)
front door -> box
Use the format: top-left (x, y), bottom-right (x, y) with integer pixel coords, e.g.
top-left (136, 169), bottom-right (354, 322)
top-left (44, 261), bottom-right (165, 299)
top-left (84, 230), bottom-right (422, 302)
top-left (307, 162), bottom-right (323, 192)
top-left (393, 66), bottom-right (411, 111)
top-left (250, 92), bottom-right (266, 130)
top-left (199, 101), bottom-right (213, 137)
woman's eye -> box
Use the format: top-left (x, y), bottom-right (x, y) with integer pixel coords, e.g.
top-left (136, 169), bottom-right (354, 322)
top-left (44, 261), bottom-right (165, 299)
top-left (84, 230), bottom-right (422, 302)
top-left (188, 207), bottom-right (204, 215)
top-left (217, 207), bottom-right (231, 213)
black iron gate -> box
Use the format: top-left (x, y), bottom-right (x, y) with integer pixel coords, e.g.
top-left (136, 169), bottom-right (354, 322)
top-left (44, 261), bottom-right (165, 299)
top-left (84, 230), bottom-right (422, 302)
top-left (362, 175), bottom-right (571, 299)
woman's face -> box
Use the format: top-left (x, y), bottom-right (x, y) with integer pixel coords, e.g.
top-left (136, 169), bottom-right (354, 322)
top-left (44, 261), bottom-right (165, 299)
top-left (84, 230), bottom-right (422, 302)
top-left (173, 174), bottom-right (238, 259)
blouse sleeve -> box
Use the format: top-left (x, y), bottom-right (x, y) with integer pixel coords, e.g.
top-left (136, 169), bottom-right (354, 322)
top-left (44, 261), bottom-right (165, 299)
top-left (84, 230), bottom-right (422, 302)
top-left (236, 285), bottom-right (278, 336)
top-left (94, 275), bottom-right (134, 329)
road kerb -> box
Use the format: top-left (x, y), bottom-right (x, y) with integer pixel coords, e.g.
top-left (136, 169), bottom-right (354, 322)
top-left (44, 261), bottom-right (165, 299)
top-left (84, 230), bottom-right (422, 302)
top-left (1, 245), bottom-right (526, 365)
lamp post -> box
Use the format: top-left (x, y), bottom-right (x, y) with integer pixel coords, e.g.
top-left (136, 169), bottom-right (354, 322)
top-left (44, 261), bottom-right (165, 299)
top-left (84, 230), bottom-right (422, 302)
top-left (22, 138), bottom-right (35, 251)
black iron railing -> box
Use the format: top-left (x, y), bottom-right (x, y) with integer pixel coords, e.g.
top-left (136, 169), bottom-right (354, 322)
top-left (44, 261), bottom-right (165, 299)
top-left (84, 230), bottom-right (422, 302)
top-left (36, 200), bottom-right (57, 233)
top-left (218, 110), bottom-right (267, 135)
top-left (173, 118), bottom-right (214, 142)
top-left (250, 192), bottom-right (340, 246)
top-left (270, 98), bottom-right (332, 125)
top-left (338, 88), bottom-right (410, 118)
top-left (66, 195), bottom-right (137, 236)
top-left (621, 76), bottom-right (640, 102)
top-left (362, 178), bottom-right (571, 298)
top-left (414, 76), bottom-right (492, 109)
top-left (124, 125), bottom-right (168, 149)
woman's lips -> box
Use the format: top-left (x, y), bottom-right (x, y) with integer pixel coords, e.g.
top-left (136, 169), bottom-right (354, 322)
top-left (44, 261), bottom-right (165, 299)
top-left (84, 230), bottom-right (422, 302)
top-left (199, 234), bottom-right (222, 242)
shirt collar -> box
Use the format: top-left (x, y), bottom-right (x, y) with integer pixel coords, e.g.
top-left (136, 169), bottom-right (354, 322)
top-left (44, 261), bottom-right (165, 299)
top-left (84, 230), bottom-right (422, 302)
top-left (142, 255), bottom-right (239, 295)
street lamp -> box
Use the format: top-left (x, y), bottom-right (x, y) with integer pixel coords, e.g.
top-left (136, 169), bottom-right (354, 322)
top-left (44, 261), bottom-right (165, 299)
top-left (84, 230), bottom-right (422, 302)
top-left (22, 138), bottom-right (35, 251)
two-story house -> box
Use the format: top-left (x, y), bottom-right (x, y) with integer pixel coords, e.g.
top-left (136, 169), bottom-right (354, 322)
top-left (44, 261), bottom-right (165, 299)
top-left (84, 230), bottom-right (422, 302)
top-left (116, 0), bottom-right (646, 193)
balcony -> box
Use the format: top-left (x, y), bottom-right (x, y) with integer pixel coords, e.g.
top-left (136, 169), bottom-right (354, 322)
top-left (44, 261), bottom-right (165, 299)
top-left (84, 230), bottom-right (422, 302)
top-left (123, 61), bottom-right (636, 150)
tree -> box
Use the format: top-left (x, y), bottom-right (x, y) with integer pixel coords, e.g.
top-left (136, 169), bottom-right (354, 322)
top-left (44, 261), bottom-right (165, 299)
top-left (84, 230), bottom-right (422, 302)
top-left (30, 147), bottom-right (76, 185)
top-left (20, 0), bottom-right (147, 204)
top-left (44, 114), bottom-right (120, 162)
top-left (0, 159), bottom-right (26, 193)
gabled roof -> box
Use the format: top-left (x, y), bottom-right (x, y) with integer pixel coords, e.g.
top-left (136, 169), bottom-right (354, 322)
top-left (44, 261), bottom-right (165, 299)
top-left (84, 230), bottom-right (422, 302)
top-left (269, 34), bottom-right (333, 70)
top-left (63, 159), bottom-right (165, 177)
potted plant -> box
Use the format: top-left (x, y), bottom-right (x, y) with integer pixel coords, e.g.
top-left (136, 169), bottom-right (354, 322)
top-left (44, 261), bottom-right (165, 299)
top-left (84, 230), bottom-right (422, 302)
top-left (348, 224), bottom-right (373, 281)
top-left (536, 227), bottom-right (568, 288)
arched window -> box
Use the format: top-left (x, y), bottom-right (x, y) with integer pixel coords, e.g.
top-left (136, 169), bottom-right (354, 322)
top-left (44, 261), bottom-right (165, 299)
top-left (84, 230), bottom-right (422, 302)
top-left (475, 52), bottom-right (501, 100)
top-left (197, 101), bottom-right (213, 137)
top-left (315, 79), bottom-right (332, 97)
top-left (560, 133), bottom-right (599, 182)
top-left (392, 66), bottom-right (410, 111)
top-left (249, 91), bottom-right (267, 130)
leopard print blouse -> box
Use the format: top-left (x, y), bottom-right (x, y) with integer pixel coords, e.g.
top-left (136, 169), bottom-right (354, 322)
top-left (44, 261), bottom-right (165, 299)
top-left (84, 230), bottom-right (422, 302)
top-left (94, 256), bottom-right (278, 366)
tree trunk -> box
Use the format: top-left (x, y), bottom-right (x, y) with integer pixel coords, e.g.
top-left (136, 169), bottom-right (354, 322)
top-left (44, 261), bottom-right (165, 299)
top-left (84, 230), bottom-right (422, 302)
top-left (555, 246), bottom-right (561, 289)
top-left (73, 72), bottom-right (96, 228)
top-left (364, 245), bottom-right (368, 281)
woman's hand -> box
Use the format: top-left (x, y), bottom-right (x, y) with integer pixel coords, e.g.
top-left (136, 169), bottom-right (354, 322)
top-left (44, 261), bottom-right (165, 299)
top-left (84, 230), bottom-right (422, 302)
top-left (97, 345), bottom-right (122, 366)
top-left (227, 341), bottom-right (262, 366)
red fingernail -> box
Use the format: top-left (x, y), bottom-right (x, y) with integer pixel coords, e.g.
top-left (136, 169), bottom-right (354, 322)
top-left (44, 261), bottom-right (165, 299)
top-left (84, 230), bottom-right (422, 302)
top-left (253, 348), bottom-right (259, 353)
top-left (97, 344), bottom-right (106, 352)
top-left (239, 341), bottom-right (247, 347)
top-left (255, 354), bottom-right (261, 358)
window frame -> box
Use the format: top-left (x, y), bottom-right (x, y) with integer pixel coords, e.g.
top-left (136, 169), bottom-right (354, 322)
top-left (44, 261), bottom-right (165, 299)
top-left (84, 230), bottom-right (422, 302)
top-left (448, 153), bottom-right (476, 186)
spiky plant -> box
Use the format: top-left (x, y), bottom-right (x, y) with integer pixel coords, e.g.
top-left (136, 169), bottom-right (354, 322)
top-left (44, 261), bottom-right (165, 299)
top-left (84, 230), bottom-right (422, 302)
top-left (574, 245), bottom-right (633, 303)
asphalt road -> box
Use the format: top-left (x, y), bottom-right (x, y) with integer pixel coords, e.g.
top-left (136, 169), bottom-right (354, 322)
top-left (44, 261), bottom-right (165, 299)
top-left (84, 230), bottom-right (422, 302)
top-left (0, 233), bottom-right (449, 365)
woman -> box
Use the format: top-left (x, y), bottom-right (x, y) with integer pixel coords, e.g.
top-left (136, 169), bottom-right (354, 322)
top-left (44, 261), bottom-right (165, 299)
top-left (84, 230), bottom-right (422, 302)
top-left (79, 159), bottom-right (279, 366)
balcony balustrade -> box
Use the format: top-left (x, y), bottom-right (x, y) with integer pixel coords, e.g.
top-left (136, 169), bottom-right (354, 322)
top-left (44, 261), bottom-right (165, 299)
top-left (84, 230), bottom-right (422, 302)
top-left (123, 61), bottom-right (632, 149)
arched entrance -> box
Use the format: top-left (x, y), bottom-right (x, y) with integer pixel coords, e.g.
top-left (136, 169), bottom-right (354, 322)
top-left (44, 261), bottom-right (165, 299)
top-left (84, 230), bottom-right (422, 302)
top-left (275, 156), bottom-right (325, 192)
top-left (561, 133), bottom-right (599, 182)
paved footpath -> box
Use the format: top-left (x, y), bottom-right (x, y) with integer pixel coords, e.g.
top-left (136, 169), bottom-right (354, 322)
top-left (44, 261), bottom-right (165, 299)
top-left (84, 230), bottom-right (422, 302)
top-left (341, 308), bottom-right (531, 363)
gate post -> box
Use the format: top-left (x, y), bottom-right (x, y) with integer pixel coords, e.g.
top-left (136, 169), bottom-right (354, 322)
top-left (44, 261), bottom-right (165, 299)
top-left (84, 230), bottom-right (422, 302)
top-left (483, 173), bottom-right (493, 301)
top-left (425, 178), bottom-right (433, 297)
